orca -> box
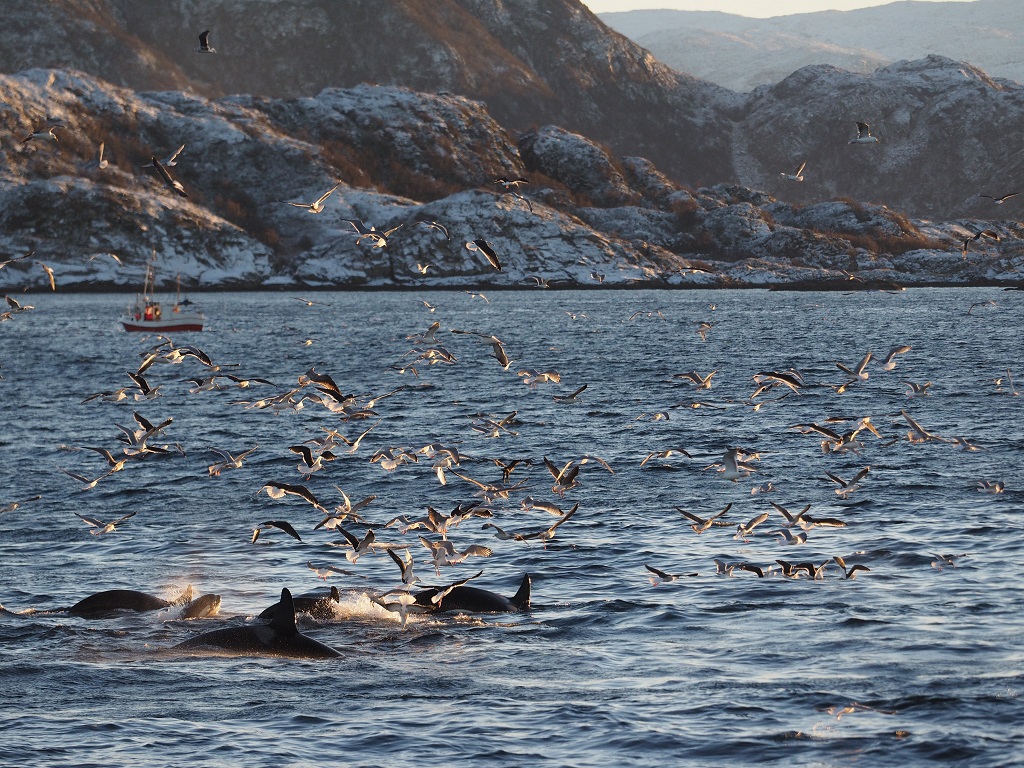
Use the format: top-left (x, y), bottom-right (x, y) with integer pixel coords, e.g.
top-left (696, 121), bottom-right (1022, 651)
top-left (174, 588), bottom-right (342, 659)
top-left (415, 573), bottom-right (531, 613)
top-left (258, 586), bottom-right (340, 623)
top-left (65, 587), bottom-right (221, 620)
top-left (181, 593), bottom-right (222, 619)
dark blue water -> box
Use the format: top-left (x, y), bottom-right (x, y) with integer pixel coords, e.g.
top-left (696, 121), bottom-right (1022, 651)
top-left (1, 289), bottom-right (1022, 766)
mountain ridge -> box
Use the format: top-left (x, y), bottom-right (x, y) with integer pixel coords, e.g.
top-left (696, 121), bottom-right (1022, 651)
top-left (601, 0), bottom-right (1024, 93)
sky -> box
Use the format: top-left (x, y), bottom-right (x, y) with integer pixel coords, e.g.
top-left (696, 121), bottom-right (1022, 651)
top-left (582, 0), bottom-right (972, 17)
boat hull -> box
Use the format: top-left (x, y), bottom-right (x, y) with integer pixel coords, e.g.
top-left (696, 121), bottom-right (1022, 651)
top-left (120, 314), bottom-right (204, 332)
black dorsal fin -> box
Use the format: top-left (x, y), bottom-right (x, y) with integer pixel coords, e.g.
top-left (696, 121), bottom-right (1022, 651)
top-left (511, 573), bottom-right (531, 611)
top-left (271, 588), bottom-right (298, 636)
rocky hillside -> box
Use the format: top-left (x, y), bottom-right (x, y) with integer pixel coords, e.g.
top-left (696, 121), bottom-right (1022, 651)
top-left (2, 0), bottom-right (1024, 221)
top-left (1, 69), bottom-right (1020, 294)
top-left (602, 0), bottom-right (1024, 93)
top-left (733, 56), bottom-right (1024, 220)
top-left (0, 0), bottom-right (735, 189)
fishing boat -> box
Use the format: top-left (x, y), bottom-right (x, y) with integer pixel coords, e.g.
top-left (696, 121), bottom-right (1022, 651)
top-left (120, 258), bottom-right (204, 332)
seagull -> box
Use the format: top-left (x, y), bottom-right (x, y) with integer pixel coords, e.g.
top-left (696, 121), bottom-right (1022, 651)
top-left (714, 559), bottom-right (738, 577)
top-left (977, 480), bottom-right (1004, 494)
top-left (674, 370), bottom-right (716, 390)
top-left (849, 122), bottom-right (879, 144)
top-left (901, 409), bottom-right (942, 443)
top-left (252, 519), bottom-right (302, 543)
top-left (904, 380), bottom-right (932, 398)
top-left (879, 345), bottom-right (911, 371)
top-left (734, 511), bottom-right (770, 541)
top-left (289, 444), bottom-right (337, 477)
top-left (0, 250), bottom-right (34, 270)
top-left (771, 527), bottom-right (808, 545)
top-left (343, 219), bottom-right (403, 248)
top-left (768, 501), bottom-right (811, 528)
top-left (500, 189), bottom-right (533, 212)
top-left (38, 262), bottom-right (55, 291)
top-left (1, 495), bottom-right (42, 514)
top-left (494, 177), bottom-right (528, 189)
top-left (961, 229), bottom-right (1000, 256)
top-left (141, 145), bottom-right (185, 169)
top-left (639, 448), bottom-right (692, 467)
top-left (194, 30), bottom-right (216, 53)
top-left (644, 564), bottom-right (697, 585)
top-left (417, 220), bottom-right (450, 240)
top-left (967, 299), bottom-right (996, 315)
top-left (207, 445), bottom-right (258, 476)
top-left (466, 240), bottom-right (501, 271)
top-left (149, 156), bottom-right (188, 198)
top-left (1004, 369), bottom-right (1020, 397)
top-left (279, 184), bottom-right (339, 214)
top-left (91, 142), bottom-right (108, 170)
top-left (334, 526), bottom-right (377, 563)
top-left (79, 446), bottom-right (131, 473)
top-left (21, 126), bottom-right (61, 143)
top-left (553, 384), bottom-right (588, 403)
top-left (75, 510), bottom-right (137, 535)
top-left (388, 548), bottom-right (419, 586)
top-left (978, 192), bottom-right (1019, 205)
top-left (419, 537), bottom-right (492, 575)
top-left (60, 468), bottom-right (113, 490)
top-left (780, 161), bottom-right (806, 181)
top-left (258, 481), bottom-right (328, 512)
top-left (696, 322), bottom-right (713, 342)
top-left (836, 352), bottom-right (872, 381)
top-left (722, 448), bottom-right (757, 481)
top-left (833, 555), bottom-right (870, 579)
top-left (675, 503), bottom-right (732, 534)
top-left (824, 466), bottom-right (870, 497)
top-left (739, 563), bottom-right (767, 578)
top-left (930, 553), bottom-right (967, 570)
top-left (307, 561), bottom-right (360, 580)
top-left (947, 436), bottom-right (982, 451)
top-left (522, 503), bottom-right (579, 543)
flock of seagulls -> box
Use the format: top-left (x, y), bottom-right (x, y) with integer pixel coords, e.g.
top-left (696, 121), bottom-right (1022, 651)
top-left (9, 291), bottom-right (1005, 624)
top-left (0, 28), bottom-right (1017, 667)
top-left (775, 121), bottom-right (1017, 260)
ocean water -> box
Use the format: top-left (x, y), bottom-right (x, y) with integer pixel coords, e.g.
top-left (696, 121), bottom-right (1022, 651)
top-left (1, 288), bottom-right (1022, 767)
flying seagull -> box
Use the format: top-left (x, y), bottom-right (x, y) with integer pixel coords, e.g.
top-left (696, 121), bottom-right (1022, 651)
top-left (194, 30), bottom-right (216, 53)
top-left (978, 192), bottom-right (1019, 205)
top-left (279, 184), bottom-right (340, 214)
top-left (90, 142), bottom-right (108, 170)
top-left (252, 519), bottom-right (302, 543)
top-left (780, 161), bottom-right (806, 182)
top-left (75, 510), bottom-right (137, 535)
top-left (149, 156), bottom-right (188, 198)
top-left (142, 145), bottom-right (185, 169)
top-left (849, 122), bottom-right (879, 144)
top-left (466, 240), bottom-right (501, 271)
top-left (961, 229), bottom-right (1000, 256)
top-left (22, 126), bottom-right (62, 143)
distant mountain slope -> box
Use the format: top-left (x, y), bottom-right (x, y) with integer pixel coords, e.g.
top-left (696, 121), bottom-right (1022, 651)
top-left (602, 0), bottom-right (1024, 92)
